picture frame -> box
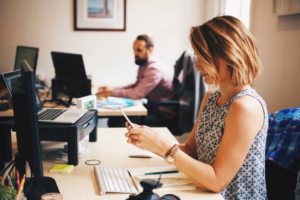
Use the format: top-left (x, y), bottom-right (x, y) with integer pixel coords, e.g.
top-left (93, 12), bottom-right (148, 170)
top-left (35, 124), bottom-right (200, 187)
top-left (273, 0), bottom-right (300, 16)
top-left (74, 0), bottom-right (126, 31)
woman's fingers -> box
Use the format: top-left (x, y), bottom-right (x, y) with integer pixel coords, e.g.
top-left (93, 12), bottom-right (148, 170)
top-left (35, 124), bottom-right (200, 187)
top-left (128, 133), bottom-right (140, 140)
top-left (125, 131), bottom-right (141, 139)
top-left (125, 121), bottom-right (130, 128)
top-left (129, 126), bottom-right (145, 134)
top-left (131, 138), bottom-right (142, 148)
top-left (125, 122), bottom-right (140, 130)
top-left (127, 138), bottom-right (141, 148)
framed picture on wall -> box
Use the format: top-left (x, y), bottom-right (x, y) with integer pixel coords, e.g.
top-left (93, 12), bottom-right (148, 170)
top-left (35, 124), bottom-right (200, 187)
top-left (74, 0), bottom-right (126, 31)
top-left (273, 0), bottom-right (300, 16)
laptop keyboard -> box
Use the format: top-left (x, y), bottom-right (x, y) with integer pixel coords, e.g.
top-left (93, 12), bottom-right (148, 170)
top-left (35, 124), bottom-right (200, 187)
top-left (38, 108), bottom-right (67, 120)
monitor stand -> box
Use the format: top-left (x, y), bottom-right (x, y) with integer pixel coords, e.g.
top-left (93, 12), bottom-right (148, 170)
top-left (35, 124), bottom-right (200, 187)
top-left (25, 177), bottom-right (60, 200)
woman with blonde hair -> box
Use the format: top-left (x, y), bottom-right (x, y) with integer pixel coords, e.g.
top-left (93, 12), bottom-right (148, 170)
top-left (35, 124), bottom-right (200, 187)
top-left (125, 15), bottom-right (268, 199)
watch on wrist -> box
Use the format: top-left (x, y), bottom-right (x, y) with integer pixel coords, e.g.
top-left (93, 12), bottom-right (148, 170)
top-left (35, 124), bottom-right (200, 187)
top-left (164, 144), bottom-right (179, 164)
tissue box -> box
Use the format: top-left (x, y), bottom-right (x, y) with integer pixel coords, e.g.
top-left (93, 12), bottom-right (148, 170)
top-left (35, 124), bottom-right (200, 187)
top-left (76, 95), bottom-right (97, 109)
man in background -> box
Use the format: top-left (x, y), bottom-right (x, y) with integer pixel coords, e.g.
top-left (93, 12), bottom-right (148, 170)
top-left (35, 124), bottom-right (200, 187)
top-left (97, 34), bottom-right (176, 127)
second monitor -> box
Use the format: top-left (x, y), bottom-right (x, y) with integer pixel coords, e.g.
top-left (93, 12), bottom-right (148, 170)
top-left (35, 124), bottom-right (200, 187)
top-left (51, 52), bottom-right (91, 107)
top-left (14, 46), bottom-right (39, 71)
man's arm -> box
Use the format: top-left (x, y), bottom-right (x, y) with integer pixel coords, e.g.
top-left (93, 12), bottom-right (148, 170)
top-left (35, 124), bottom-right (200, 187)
top-left (111, 67), bottom-right (162, 100)
top-left (120, 82), bottom-right (137, 89)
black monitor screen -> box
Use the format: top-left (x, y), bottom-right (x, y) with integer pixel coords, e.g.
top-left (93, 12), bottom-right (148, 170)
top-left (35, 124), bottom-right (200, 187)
top-left (2, 70), bottom-right (43, 109)
top-left (11, 60), bottom-right (59, 199)
top-left (51, 51), bottom-right (91, 100)
top-left (14, 46), bottom-right (39, 71)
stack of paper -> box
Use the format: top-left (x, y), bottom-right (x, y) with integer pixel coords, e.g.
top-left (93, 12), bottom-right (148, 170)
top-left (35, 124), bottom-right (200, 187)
top-left (97, 97), bottom-right (137, 110)
top-left (128, 166), bottom-right (196, 192)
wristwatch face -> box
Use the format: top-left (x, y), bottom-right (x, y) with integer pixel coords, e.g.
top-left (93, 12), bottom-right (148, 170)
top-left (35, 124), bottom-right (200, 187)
top-left (166, 156), bottom-right (174, 164)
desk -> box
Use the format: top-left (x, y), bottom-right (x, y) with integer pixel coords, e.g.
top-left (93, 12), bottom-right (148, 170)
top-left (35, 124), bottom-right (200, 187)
top-left (0, 110), bottom-right (98, 166)
top-left (11, 127), bottom-right (223, 200)
top-left (0, 100), bottom-right (147, 118)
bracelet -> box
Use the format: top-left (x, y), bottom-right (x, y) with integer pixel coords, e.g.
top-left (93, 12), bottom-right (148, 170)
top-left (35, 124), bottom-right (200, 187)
top-left (85, 159), bottom-right (101, 165)
top-left (165, 144), bottom-right (179, 164)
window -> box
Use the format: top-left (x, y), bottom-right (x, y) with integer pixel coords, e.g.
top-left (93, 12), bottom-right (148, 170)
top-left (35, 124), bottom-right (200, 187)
top-left (206, 0), bottom-right (251, 29)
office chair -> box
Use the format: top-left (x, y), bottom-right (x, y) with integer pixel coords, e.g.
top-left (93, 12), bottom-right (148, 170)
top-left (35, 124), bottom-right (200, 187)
top-left (296, 173), bottom-right (300, 200)
top-left (265, 107), bottom-right (300, 200)
top-left (145, 50), bottom-right (208, 136)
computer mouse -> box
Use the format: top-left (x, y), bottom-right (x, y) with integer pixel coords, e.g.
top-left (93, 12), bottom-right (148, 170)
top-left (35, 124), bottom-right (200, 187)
top-left (129, 150), bottom-right (154, 158)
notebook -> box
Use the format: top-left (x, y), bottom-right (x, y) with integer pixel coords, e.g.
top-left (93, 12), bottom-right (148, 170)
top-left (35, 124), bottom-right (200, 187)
top-left (94, 165), bottom-right (196, 196)
top-left (2, 70), bottom-right (88, 124)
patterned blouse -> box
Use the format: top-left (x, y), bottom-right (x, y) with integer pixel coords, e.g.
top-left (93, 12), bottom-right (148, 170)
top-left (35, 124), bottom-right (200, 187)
top-left (195, 88), bottom-right (268, 199)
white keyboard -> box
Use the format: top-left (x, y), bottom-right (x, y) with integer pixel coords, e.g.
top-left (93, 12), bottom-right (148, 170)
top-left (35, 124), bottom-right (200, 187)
top-left (94, 166), bottom-right (138, 195)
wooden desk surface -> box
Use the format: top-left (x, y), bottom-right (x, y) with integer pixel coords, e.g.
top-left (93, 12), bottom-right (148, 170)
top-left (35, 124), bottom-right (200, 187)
top-left (10, 128), bottom-right (222, 200)
top-left (0, 100), bottom-right (147, 117)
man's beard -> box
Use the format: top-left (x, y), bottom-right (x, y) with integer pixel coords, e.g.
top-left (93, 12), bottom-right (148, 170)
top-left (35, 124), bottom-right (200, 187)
top-left (135, 58), bottom-right (148, 66)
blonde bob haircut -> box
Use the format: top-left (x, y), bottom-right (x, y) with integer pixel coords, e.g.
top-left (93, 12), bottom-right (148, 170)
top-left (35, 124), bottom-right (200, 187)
top-left (190, 15), bottom-right (262, 86)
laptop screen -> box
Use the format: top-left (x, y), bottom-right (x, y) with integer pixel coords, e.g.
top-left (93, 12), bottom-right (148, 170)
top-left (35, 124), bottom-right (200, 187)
top-left (2, 70), bottom-right (43, 110)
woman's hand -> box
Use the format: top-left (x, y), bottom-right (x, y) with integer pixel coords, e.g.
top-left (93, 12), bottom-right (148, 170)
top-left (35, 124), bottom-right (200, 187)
top-left (124, 122), bottom-right (174, 157)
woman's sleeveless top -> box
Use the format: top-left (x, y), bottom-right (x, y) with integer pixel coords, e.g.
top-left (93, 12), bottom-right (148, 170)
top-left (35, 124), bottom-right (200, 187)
top-left (195, 88), bottom-right (268, 199)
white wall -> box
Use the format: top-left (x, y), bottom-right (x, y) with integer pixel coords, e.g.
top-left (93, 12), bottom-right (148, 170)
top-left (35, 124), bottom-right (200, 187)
top-left (0, 0), bottom-right (205, 87)
top-left (250, 0), bottom-right (300, 113)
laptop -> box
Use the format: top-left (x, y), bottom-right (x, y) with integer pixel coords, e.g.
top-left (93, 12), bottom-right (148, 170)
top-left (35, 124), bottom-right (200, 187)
top-left (2, 69), bottom-right (88, 124)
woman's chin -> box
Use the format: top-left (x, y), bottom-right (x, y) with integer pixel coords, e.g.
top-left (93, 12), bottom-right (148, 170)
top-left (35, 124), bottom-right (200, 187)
top-left (202, 76), bottom-right (213, 84)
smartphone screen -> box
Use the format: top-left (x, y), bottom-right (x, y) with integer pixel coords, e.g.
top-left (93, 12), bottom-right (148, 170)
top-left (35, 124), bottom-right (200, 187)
top-left (118, 107), bottom-right (135, 128)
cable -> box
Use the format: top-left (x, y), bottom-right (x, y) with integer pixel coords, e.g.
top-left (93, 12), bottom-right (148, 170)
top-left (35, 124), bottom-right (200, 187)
top-left (24, 166), bottom-right (33, 196)
top-left (0, 159), bottom-right (15, 177)
top-left (7, 162), bottom-right (15, 177)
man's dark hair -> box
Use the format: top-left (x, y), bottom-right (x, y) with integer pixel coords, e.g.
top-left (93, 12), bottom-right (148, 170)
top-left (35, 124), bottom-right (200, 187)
top-left (136, 34), bottom-right (154, 48)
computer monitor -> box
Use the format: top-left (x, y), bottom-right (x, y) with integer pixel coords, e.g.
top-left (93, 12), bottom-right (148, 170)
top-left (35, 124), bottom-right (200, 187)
top-left (51, 51), bottom-right (91, 107)
top-left (11, 60), bottom-right (59, 199)
top-left (14, 46), bottom-right (39, 71)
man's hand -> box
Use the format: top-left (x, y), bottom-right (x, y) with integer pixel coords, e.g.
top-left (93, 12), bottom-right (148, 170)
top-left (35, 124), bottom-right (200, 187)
top-left (96, 86), bottom-right (115, 97)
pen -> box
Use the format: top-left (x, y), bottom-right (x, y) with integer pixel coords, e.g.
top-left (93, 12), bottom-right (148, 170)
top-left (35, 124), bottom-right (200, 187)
top-left (16, 170), bottom-right (20, 190)
top-left (17, 174), bottom-right (26, 196)
top-left (0, 176), bottom-right (4, 187)
top-left (145, 170), bottom-right (179, 175)
top-left (7, 175), bottom-right (13, 188)
top-left (12, 170), bottom-right (16, 186)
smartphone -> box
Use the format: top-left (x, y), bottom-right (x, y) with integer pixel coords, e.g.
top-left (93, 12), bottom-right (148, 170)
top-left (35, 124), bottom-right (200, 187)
top-left (118, 107), bottom-right (135, 128)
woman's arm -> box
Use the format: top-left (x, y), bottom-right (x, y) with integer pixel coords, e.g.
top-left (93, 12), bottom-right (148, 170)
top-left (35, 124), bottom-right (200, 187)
top-left (126, 95), bottom-right (264, 192)
top-left (172, 96), bottom-right (264, 192)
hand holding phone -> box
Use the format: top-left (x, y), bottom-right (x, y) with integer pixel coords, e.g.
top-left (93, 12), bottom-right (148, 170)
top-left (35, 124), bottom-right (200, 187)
top-left (118, 107), bottom-right (135, 128)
